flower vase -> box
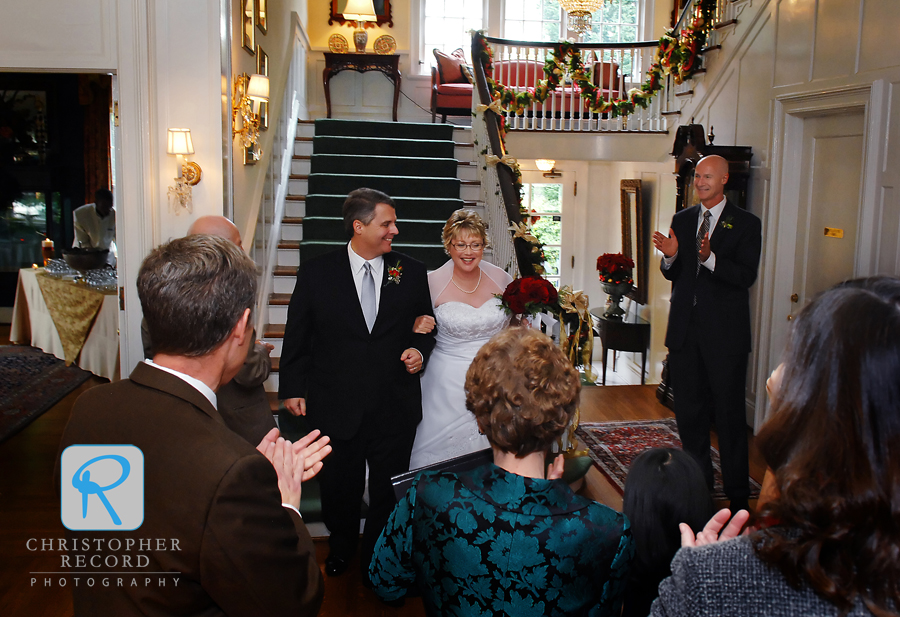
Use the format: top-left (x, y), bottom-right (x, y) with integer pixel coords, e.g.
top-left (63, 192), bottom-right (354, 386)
top-left (601, 281), bottom-right (632, 319)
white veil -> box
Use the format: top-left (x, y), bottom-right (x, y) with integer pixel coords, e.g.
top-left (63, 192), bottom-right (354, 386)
top-left (429, 259), bottom-right (513, 307)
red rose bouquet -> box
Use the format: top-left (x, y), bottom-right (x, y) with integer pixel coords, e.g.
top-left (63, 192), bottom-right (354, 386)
top-left (498, 276), bottom-right (559, 317)
top-left (596, 253), bottom-right (635, 285)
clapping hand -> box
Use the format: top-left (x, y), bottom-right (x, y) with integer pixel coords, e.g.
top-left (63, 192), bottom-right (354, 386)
top-left (270, 436), bottom-right (304, 510)
top-left (257, 427), bottom-right (332, 482)
top-left (652, 228), bottom-right (678, 258)
top-left (698, 232), bottom-right (711, 263)
top-left (545, 454), bottom-right (566, 480)
top-left (680, 508), bottom-right (751, 548)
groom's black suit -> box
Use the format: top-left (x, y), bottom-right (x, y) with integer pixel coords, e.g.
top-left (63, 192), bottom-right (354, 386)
top-left (279, 246), bottom-right (435, 568)
top-left (661, 200), bottom-right (761, 505)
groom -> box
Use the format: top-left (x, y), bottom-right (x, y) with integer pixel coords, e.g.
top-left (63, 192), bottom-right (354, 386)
top-left (280, 188), bottom-right (436, 581)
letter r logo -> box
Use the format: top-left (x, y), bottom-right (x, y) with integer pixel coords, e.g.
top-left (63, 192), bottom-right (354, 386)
top-left (61, 445), bottom-right (144, 531)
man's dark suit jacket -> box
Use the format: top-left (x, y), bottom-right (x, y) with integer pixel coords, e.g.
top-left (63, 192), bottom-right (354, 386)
top-left (278, 248), bottom-right (436, 440)
top-left (662, 201), bottom-right (762, 352)
top-left (57, 362), bottom-right (323, 617)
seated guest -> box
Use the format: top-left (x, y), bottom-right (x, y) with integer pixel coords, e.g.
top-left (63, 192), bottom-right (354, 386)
top-left (652, 278), bottom-right (900, 616)
top-left (73, 188), bottom-right (116, 251)
top-left (58, 235), bottom-right (325, 616)
top-left (621, 448), bottom-right (714, 617)
top-left (141, 215), bottom-right (277, 445)
top-left (370, 327), bottom-right (634, 616)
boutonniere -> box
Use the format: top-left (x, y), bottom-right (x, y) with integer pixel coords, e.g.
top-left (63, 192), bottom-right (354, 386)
top-left (386, 260), bottom-right (402, 285)
top-left (719, 215), bottom-right (734, 230)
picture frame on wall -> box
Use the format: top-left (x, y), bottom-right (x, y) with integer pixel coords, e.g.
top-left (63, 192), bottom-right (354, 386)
top-left (244, 144), bottom-right (259, 165)
top-left (256, 46), bottom-right (269, 130)
top-left (256, 0), bottom-right (267, 34)
top-left (242, 0), bottom-right (255, 55)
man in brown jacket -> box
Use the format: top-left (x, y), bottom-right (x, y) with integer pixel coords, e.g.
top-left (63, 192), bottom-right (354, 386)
top-left (57, 235), bottom-right (325, 616)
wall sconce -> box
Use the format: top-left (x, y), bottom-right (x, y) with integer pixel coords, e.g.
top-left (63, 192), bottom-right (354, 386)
top-left (343, 0), bottom-right (377, 52)
top-left (536, 159), bottom-right (562, 178)
top-left (232, 73), bottom-right (270, 155)
top-left (167, 128), bottom-right (201, 213)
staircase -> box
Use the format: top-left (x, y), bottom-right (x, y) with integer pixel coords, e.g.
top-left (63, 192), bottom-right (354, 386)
top-left (262, 118), bottom-right (482, 399)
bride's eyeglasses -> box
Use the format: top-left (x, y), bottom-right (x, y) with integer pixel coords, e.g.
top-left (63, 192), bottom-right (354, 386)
top-left (452, 242), bottom-right (484, 252)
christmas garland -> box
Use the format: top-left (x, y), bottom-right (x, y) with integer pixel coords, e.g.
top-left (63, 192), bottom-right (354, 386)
top-left (473, 0), bottom-right (715, 118)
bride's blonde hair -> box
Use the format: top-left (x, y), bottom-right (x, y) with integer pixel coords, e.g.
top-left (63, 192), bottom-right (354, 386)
top-left (441, 209), bottom-right (490, 255)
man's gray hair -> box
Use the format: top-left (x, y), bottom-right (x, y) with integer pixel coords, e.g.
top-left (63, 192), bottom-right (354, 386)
top-left (137, 234), bottom-right (257, 357)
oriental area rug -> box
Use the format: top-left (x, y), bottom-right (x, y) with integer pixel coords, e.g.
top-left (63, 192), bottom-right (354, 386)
top-left (0, 345), bottom-right (91, 444)
top-left (575, 417), bottom-right (761, 501)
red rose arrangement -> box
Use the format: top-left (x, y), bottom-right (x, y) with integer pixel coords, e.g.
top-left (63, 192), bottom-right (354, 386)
top-left (596, 253), bottom-right (635, 285)
top-left (498, 276), bottom-right (559, 317)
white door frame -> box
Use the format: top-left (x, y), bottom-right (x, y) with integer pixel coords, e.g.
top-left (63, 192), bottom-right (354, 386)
top-left (753, 82), bottom-right (887, 431)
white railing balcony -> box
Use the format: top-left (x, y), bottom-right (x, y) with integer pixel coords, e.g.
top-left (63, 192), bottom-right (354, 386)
top-left (482, 37), bottom-right (671, 133)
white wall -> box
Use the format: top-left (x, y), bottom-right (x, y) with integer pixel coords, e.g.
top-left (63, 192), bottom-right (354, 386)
top-left (0, 0), bottom-right (118, 71)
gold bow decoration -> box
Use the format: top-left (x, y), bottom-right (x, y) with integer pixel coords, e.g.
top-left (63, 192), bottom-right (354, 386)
top-left (558, 286), bottom-right (597, 384)
top-left (484, 153), bottom-right (520, 173)
top-left (509, 221), bottom-right (538, 243)
top-left (475, 98), bottom-right (506, 115)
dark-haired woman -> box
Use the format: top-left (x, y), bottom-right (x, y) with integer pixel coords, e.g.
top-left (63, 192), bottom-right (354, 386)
top-left (651, 277), bottom-right (900, 616)
top-left (621, 448), bottom-right (714, 617)
top-left (370, 327), bottom-right (634, 616)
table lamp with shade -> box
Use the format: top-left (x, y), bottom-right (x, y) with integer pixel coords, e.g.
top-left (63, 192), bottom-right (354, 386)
top-left (343, 0), bottom-right (377, 52)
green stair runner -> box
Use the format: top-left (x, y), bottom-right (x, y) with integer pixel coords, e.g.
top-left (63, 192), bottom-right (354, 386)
top-left (299, 119), bottom-right (464, 270)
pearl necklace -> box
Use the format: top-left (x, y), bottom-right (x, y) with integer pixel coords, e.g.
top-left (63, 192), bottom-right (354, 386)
top-left (451, 269), bottom-right (482, 294)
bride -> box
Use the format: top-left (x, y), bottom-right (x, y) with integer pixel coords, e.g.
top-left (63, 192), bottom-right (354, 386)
top-left (409, 210), bottom-right (512, 469)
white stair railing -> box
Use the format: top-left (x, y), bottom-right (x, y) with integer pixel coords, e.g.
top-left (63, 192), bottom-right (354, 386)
top-left (472, 99), bottom-right (519, 278)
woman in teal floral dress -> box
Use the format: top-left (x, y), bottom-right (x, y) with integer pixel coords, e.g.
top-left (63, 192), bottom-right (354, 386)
top-left (370, 328), bottom-right (634, 616)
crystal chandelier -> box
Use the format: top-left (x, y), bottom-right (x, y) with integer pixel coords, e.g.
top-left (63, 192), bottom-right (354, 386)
top-left (558, 0), bottom-right (607, 38)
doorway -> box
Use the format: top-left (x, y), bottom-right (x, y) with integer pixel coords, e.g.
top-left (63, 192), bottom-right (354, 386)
top-left (758, 87), bottom-right (876, 429)
top-left (520, 169), bottom-right (576, 289)
top-left (0, 73), bottom-right (113, 321)
top-left (789, 111), bottom-right (865, 311)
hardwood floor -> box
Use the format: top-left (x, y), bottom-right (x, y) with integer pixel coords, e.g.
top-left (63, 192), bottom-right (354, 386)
top-left (0, 325), bottom-right (764, 616)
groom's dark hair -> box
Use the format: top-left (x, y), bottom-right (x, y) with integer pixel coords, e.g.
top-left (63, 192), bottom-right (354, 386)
top-left (342, 188), bottom-right (395, 237)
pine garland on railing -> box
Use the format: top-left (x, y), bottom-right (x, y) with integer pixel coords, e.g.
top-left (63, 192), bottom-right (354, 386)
top-left (473, 0), bottom-right (716, 118)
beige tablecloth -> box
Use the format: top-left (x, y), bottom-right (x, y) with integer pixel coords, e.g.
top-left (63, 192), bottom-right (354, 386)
top-left (10, 268), bottom-right (120, 381)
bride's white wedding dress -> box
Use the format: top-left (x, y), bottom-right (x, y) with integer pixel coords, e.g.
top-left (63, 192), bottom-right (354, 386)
top-left (409, 261), bottom-right (512, 469)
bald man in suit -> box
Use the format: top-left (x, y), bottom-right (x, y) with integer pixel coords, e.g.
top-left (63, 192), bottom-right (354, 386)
top-left (653, 155), bottom-right (762, 513)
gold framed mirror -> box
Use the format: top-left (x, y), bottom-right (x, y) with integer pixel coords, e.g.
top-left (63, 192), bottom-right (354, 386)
top-left (620, 179), bottom-right (648, 305)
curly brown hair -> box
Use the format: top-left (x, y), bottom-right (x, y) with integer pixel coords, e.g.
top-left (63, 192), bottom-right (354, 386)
top-left (441, 209), bottom-right (490, 255)
top-left (464, 327), bottom-right (580, 456)
top-left (753, 279), bottom-right (900, 615)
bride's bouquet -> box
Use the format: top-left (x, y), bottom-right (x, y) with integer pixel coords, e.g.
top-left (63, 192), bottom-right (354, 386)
top-left (497, 276), bottom-right (560, 317)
